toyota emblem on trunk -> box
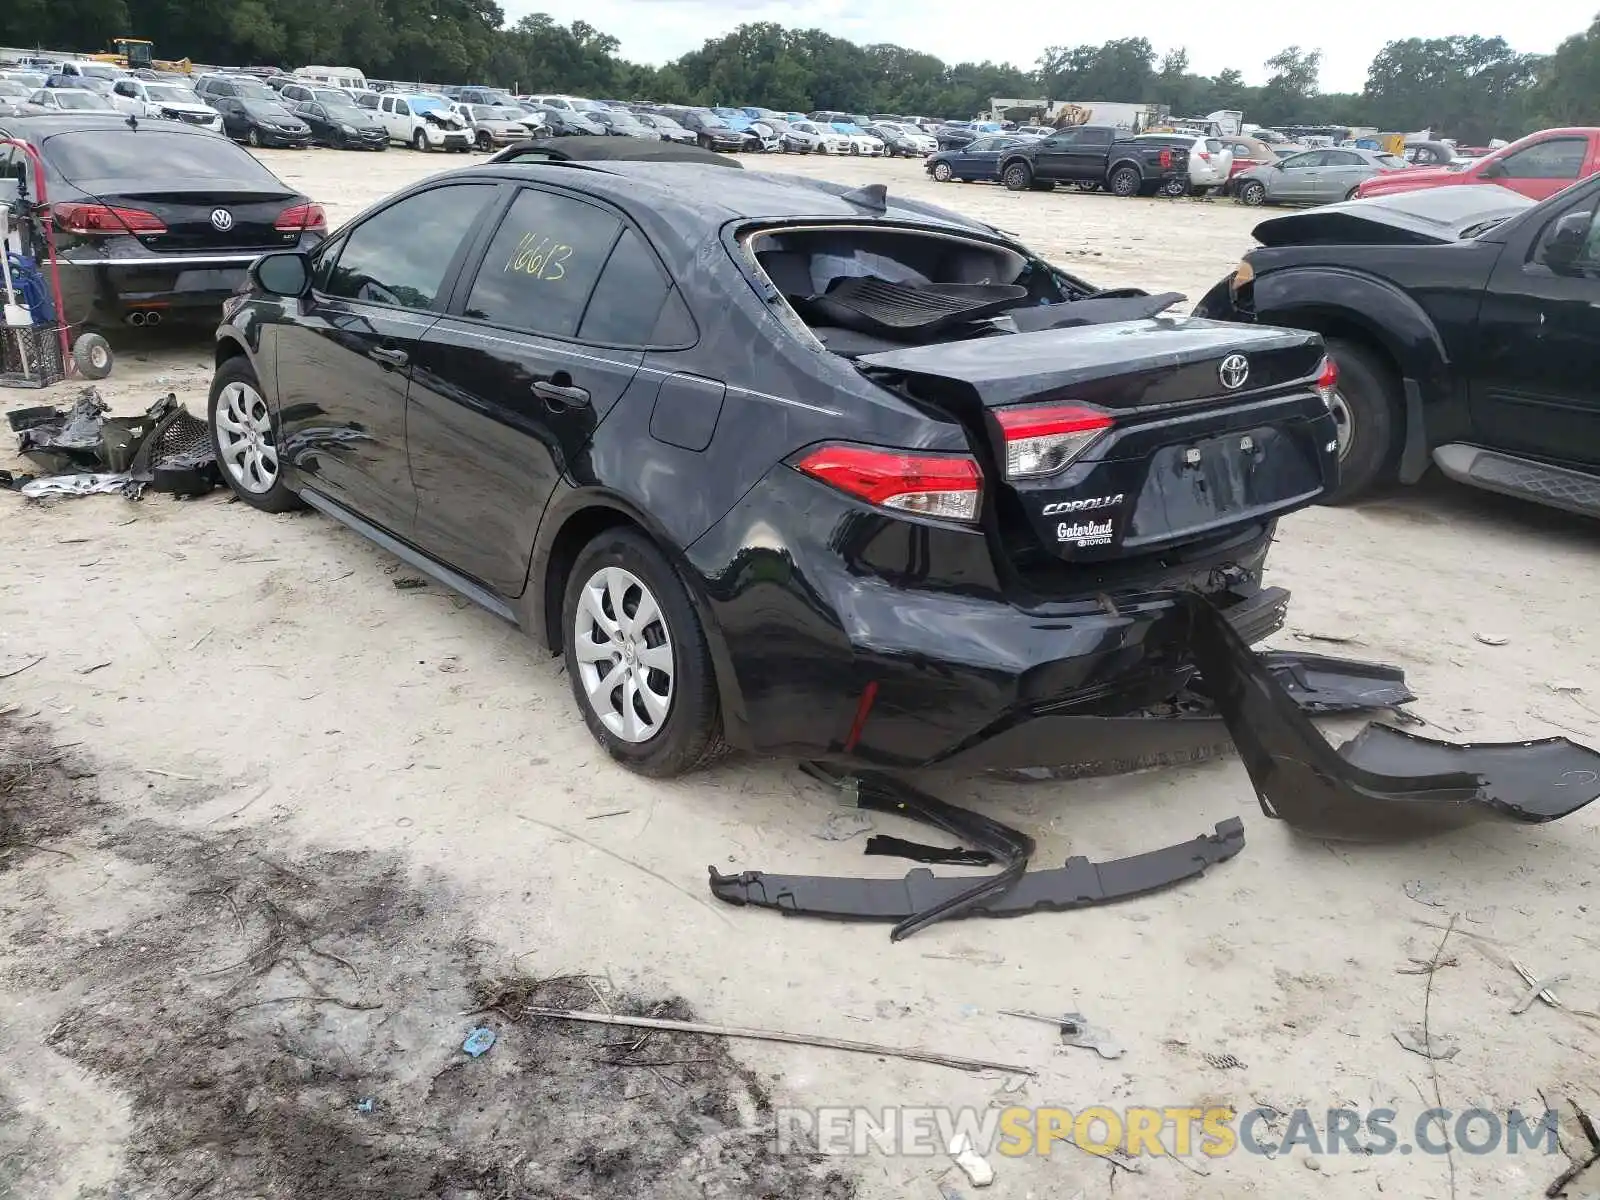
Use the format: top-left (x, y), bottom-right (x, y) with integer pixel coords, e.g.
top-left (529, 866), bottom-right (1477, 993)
top-left (1218, 354), bottom-right (1250, 390)
top-left (210, 208), bottom-right (234, 232)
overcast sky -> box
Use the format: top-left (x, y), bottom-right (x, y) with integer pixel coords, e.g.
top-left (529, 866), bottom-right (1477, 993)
top-left (509, 0), bottom-right (1581, 93)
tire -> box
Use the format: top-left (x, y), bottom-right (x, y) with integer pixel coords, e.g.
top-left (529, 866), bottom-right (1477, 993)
top-left (1321, 338), bottom-right (1401, 505)
top-left (1237, 180), bottom-right (1267, 206)
top-left (246, 127), bottom-right (260, 148)
top-left (1109, 166), bottom-right (1141, 197)
top-left (1161, 177), bottom-right (1187, 197)
top-left (1345, 186), bottom-right (1360, 202)
top-left (71, 333), bottom-right (112, 380)
top-left (1001, 161), bottom-right (1031, 191)
top-left (208, 357), bottom-right (301, 513)
top-left (562, 528), bottom-right (722, 778)
top-left (1073, 180), bottom-right (1101, 192)
top-left (476, 131), bottom-right (492, 151)
top-left (931, 161), bottom-right (953, 182)
top-left (412, 129), bottom-right (428, 152)
top-left (697, 133), bottom-right (711, 150)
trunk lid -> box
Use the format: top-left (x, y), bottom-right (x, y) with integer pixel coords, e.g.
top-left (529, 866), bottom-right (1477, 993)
top-left (82, 181), bottom-right (302, 252)
top-left (857, 317), bottom-right (1337, 564)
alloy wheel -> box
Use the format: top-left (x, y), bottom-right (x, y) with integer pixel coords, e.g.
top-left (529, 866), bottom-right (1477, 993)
top-left (572, 565), bottom-right (675, 743)
top-left (214, 381), bottom-right (279, 494)
top-left (932, 162), bottom-right (952, 182)
top-left (1239, 181), bottom-right (1265, 206)
top-left (1329, 391), bottom-right (1355, 461)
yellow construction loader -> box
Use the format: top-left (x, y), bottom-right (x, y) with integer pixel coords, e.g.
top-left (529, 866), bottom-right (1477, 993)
top-left (90, 39), bottom-right (192, 74)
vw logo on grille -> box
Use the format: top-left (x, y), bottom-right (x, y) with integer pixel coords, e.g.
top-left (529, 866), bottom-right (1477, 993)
top-left (1218, 353), bottom-right (1250, 390)
top-left (210, 208), bottom-right (234, 232)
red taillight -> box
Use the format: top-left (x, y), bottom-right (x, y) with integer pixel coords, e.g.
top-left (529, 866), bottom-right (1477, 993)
top-left (275, 203), bottom-right (327, 233)
top-left (1159, 148), bottom-right (1172, 169)
top-left (53, 202), bottom-right (167, 235)
top-left (1314, 355), bottom-right (1338, 406)
top-left (993, 404), bottom-right (1113, 480)
top-left (793, 443), bottom-right (982, 523)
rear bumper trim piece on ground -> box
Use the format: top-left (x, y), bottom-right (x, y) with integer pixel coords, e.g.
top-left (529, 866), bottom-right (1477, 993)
top-left (709, 818), bottom-right (1245, 924)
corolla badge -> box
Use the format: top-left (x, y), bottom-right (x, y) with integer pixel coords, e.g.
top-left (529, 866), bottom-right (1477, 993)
top-left (210, 208), bottom-right (235, 232)
top-left (1218, 353), bottom-right (1250, 390)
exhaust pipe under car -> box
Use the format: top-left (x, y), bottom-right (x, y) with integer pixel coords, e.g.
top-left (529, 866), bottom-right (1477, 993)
top-left (144, 310), bottom-right (162, 327)
top-left (127, 312), bottom-right (146, 326)
top-left (125, 310), bottom-right (162, 327)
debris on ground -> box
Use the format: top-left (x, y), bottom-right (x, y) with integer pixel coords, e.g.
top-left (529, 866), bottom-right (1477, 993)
top-left (1475, 632), bottom-right (1511, 646)
top-left (1403, 879), bottom-right (1450, 908)
top-left (461, 1027), bottom-right (497, 1057)
top-left (1393, 1025), bottom-right (1460, 1060)
top-left (392, 577), bottom-right (428, 590)
top-left (815, 809), bottom-right (874, 841)
top-left (999, 1009), bottom-right (1124, 1059)
top-left (947, 1132), bottom-right (995, 1187)
top-left (6, 389), bottom-right (220, 500)
top-left (1513, 972), bottom-right (1573, 1015)
top-left (1203, 1052), bottom-right (1248, 1070)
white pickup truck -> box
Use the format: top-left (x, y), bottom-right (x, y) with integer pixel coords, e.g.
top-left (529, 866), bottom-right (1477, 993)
top-left (375, 93), bottom-right (471, 152)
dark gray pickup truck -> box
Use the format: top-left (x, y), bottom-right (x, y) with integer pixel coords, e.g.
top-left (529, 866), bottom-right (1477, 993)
top-left (998, 125), bottom-right (1191, 197)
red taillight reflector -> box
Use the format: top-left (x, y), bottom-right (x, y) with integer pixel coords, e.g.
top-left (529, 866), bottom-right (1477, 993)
top-left (1314, 355), bottom-right (1338, 405)
top-left (793, 443), bottom-right (982, 523)
top-left (54, 202), bottom-right (167, 235)
top-left (993, 404), bottom-right (1113, 479)
top-left (275, 203), bottom-right (327, 233)
top-left (1159, 148), bottom-right (1173, 169)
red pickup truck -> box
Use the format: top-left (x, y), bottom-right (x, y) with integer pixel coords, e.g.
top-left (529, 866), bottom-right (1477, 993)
top-left (1355, 127), bottom-right (1600, 202)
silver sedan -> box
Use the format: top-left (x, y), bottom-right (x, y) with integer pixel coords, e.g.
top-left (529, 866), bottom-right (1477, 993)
top-left (1234, 148), bottom-right (1407, 207)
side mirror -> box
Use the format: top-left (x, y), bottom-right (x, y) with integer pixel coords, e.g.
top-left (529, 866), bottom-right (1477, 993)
top-left (1480, 158), bottom-right (1506, 179)
top-left (1541, 211), bottom-right (1591, 270)
top-left (251, 251), bottom-right (310, 297)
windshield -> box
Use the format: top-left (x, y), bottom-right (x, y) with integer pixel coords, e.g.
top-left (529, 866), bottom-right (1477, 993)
top-left (605, 110), bottom-right (641, 125)
top-left (78, 63), bottom-right (120, 80)
top-left (323, 99), bottom-right (363, 116)
top-left (698, 114), bottom-right (729, 128)
top-left (45, 129), bottom-right (285, 184)
top-left (711, 108), bottom-right (739, 118)
top-left (144, 85), bottom-right (192, 103)
top-left (312, 88), bottom-right (348, 104)
top-left (833, 123), bottom-right (862, 134)
top-left (571, 99), bottom-right (606, 112)
top-left (49, 91), bottom-right (111, 109)
top-left (648, 115), bottom-right (683, 130)
top-left (409, 96), bottom-right (446, 114)
top-left (1377, 154), bottom-right (1407, 169)
top-left (5, 74), bottom-right (46, 89)
top-left (469, 105), bottom-right (499, 119)
top-left (486, 106), bottom-right (524, 120)
top-left (0, 82), bottom-right (27, 97)
top-left (244, 101), bottom-right (295, 120)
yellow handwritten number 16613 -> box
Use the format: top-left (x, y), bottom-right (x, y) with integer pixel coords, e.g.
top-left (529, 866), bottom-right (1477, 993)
top-left (505, 232), bottom-right (572, 281)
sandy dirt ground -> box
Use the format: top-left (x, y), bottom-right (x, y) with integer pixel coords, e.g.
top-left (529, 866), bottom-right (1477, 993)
top-left (2, 147), bottom-right (1599, 1200)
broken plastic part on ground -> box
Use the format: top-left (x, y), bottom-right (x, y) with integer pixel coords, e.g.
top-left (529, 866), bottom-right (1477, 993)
top-left (1177, 591), bottom-right (1600, 838)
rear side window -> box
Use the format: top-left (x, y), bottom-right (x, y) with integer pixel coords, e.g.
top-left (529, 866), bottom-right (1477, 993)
top-left (43, 130), bottom-right (280, 183)
top-left (1079, 128), bottom-right (1113, 146)
top-left (579, 228), bottom-right (680, 345)
top-left (323, 183), bottom-right (495, 310)
top-left (1206, 138), bottom-right (1222, 154)
top-left (463, 188), bottom-right (619, 337)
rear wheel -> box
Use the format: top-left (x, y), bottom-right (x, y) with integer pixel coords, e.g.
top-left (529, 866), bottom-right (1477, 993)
top-left (562, 528), bottom-right (722, 777)
top-left (1322, 338), bottom-right (1401, 505)
top-left (1002, 161), bottom-right (1031, 191)
top-left (1109, 166), bottom-right (1141, 197)
top-left (1237, 180), bottom-right (1267, 206)
top-left (932, 161), bottom-right (953, 182)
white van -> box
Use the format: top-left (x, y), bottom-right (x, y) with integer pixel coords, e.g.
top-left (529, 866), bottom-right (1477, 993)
top-left (295, 65), bottom-right (367, 93)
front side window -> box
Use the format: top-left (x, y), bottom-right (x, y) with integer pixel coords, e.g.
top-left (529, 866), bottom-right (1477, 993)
top-left (463, 187), bottom-right (619, 337)
top-left (322, 184), bottom-right (495, 310)
top-left (1500, 138), bottom-right (1586, 180)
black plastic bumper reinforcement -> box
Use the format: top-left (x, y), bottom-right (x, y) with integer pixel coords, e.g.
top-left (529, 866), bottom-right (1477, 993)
top-left (1177, 591), bottom-right (1600, 839)
top-left (709, 818), bottom-right (1245, 927)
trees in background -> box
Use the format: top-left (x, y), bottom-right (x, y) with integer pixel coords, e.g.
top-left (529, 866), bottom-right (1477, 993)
top-left (5, 2), bottom-right (1597, 138)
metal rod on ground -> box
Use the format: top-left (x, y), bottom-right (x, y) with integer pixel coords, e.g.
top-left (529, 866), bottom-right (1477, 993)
top-left (519, 1007), bottom-right (1037, 1076)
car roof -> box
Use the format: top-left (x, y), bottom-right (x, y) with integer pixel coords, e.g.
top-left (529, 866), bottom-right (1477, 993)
top-left (462, 159), bottom-right (989, 230)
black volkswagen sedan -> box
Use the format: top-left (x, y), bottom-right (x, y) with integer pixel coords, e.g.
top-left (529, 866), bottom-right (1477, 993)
top-left (0, 113), bottom-right (325, 331)
top-left (208, 159), bottom-right (1338, 777)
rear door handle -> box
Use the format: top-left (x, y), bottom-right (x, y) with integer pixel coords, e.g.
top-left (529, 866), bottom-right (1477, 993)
top-left (369, 346), bottom-right (408, 368)
top-left (532, 380), bottom-right (590, 407)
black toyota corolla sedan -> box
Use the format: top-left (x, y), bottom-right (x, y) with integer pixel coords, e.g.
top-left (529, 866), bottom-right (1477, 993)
top-left (210, 160), bottom-right (1339, 776)
top-left (0, 113), bottom-right (325, 332)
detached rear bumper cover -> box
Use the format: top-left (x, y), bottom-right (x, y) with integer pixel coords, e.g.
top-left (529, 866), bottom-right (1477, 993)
top-left (1180, 592), bottom-right (1600, 838)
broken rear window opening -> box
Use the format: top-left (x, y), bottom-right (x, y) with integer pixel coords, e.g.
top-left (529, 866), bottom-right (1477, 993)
top-left (740, 223), bottom-right (1183, 358)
